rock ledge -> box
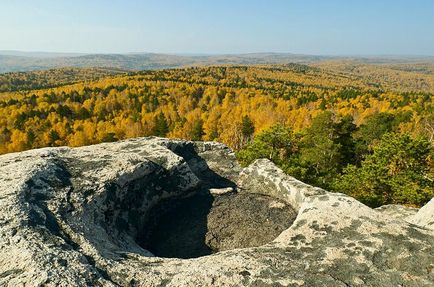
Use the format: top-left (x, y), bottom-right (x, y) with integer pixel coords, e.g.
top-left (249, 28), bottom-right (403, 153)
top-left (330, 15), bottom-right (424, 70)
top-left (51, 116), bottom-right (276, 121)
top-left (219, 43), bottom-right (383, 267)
top-left (0, 137), bottom-right (433, 287)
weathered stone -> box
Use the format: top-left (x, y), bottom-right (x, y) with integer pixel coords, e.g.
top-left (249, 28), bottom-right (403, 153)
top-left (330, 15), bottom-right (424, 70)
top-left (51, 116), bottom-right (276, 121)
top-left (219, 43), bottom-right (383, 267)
top-left (209, 187), bottom-right (234, 195)
top-left (410, 197), bottom-right (434, 231)
top-left (0, 137), bottom-right (433, 287)
top-left (237, 158), bottom-right (326, 209)
top-left (375, 204), bottom-right (419, 221)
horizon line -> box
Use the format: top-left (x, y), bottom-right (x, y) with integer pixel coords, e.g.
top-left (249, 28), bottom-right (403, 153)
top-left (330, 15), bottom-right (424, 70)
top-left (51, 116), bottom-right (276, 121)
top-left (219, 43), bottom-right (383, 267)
top-left (1, 50), bottom-right (434, 58)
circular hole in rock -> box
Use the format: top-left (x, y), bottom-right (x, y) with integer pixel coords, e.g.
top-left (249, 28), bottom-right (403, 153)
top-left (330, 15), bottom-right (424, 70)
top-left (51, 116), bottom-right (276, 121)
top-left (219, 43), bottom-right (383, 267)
top-left (137, 191), bottom-right (297, 259)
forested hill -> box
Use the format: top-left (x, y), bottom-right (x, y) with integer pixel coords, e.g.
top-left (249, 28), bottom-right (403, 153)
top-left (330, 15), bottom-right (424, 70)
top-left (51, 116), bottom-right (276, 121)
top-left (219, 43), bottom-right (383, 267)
top-left (0, 64), bottom-right (432, 207)
top-left (0, 67), bottom-right (128, 92)
top-left (0, 52), bottom-right (328, 73)
top-left (2, 51), bottom-right (434, 74)
top-left (0, 64), bottom-right (432, 150)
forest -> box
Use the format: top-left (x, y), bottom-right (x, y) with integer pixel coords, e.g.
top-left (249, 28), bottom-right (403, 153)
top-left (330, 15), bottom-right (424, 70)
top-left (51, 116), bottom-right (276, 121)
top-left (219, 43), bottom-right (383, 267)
top-left (0, 63), bottom-right (432, 207)
top-left (0, 67), bottom-right (126, 92)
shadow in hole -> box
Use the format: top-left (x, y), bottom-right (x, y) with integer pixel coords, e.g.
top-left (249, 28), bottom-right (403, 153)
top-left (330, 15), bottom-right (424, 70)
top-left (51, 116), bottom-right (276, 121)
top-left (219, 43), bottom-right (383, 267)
top-left (137, 142), bottom-right (239, 258)
top-left (62, 141), bottom-right (238, 260)
top-left (140, 190), bottom-right (215, 259)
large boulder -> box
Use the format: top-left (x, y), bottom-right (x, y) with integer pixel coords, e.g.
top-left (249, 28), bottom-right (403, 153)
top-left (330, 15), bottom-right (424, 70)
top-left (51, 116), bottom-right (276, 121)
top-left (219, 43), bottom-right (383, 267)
top-left (410, 198), bottom-right (434, 231)
top-left (0, 137), bottom-right (433, 287)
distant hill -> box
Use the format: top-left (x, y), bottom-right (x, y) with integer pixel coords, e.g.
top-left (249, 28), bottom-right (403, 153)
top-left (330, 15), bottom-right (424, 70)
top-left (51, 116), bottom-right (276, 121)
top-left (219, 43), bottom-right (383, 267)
top-left (0, 52), bottom-right (332, 73)
top-left (0, 50), bottom-right (85, 58)
top-left (1, 51), bottom-right (434, 73)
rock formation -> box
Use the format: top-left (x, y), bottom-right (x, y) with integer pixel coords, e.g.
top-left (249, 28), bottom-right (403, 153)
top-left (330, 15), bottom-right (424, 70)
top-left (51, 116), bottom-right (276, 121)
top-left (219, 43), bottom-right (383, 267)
top-left (0, 137), bottom-right (433, 286)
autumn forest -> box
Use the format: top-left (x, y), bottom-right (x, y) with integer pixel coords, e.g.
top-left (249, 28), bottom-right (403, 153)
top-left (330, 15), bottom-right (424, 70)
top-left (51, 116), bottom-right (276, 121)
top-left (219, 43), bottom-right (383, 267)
top-left (0, 63), bottom-right (433, 207)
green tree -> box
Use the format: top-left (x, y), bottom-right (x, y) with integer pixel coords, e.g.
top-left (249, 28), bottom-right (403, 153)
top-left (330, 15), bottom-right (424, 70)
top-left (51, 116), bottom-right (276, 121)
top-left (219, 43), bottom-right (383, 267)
top-left (241, 115), bottom-right (255, 139)
top-left (26, 129), bottom-right (36, 147)
top-left (208, 126), bottom-right (219, 141)
top-left (354, 112), bottom-right (397, 162)
top-left (298, 112), bottom-right (343, 188)
top-left (358, 113), bottom-right (396, 141)
top-left (0, 128), bottom-right (11, 146)
top-left (48, 130), bottom-right (60, 146)
top-left (237, 124), bottom-right (295, 166)
top-left (239, 115), bottom-right (255, 148)
top-left (152, 112), bottom-right (169, 137)
top-left (335, 115), bottom-right (357, 166)
top-left (191, 119), bottom-right (205, 141)
top-left (101, 132), bottom-right (118, 143)
top-left (334, 133), bottom-right (434, 207)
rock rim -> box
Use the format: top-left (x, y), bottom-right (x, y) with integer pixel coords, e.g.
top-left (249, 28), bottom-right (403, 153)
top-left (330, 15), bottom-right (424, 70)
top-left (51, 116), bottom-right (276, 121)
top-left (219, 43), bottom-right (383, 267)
top-left (0, 137), bottom-right (433, 287)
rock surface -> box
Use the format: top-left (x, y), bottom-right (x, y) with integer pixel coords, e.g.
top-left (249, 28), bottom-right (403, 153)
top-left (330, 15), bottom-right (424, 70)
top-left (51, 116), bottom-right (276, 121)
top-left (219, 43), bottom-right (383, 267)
top-left (0, 137), bottom-right (433, 287)
top-left (409, 197), bottom-right (434, 231)
top-left (142, 192), bottom-right (297, 259)
top-left (375, 204), bottom-right (419, 221)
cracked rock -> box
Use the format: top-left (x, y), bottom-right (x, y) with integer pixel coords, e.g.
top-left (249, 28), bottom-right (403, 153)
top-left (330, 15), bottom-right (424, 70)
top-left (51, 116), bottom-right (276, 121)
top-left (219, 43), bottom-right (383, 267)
top-left (0, 137), bottom-right (433, 287)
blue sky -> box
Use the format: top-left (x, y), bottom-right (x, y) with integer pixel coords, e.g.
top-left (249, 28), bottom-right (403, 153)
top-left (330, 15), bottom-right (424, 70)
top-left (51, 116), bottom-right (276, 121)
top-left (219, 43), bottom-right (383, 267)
top-left (1, 0), bottom-right (433, 55)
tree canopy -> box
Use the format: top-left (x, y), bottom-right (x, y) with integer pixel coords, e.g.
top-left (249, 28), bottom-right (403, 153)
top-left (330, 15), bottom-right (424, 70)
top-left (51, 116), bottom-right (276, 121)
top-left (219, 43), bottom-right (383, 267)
top-left (0, 65), bottom-right (432, 207)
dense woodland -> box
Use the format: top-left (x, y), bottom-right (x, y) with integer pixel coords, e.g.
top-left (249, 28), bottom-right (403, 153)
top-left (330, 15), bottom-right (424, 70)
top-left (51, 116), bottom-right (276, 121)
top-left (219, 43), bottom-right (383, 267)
top-left (0, 64), bottom-right (432, 207)
top-left (0, 67), bottom-right (126, 92)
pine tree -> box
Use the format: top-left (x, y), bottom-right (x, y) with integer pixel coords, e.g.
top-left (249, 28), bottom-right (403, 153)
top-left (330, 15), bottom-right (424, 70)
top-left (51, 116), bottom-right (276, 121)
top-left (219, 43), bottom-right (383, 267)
top-left (191, 119), bottom-right (205, 141)
top-left (241, 115), bottom-right (255, 143)
top-left (153, 112), bottom-right (169, 137)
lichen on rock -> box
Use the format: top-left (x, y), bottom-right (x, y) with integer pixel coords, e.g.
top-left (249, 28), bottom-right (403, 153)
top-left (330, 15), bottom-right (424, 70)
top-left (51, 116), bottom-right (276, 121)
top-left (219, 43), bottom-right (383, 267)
top-left (0, 137), bottom-right (433, 286)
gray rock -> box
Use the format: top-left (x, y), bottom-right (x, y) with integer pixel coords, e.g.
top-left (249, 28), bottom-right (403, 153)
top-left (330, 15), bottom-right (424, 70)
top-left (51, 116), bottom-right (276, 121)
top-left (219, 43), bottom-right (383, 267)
top-left (410, 197), bottom-right (434, 231)
top-left (0, 137), bottom-right (433, 287)
top-left (375, 204), bottom-right (419, 221)
top-left (209, 187), bottom-right (234, 195)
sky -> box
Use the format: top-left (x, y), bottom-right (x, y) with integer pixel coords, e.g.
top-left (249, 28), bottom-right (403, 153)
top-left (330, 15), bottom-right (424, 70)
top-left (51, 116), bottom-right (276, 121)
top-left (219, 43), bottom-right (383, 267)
top-left (1, 0), bottom-right (434, 56)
